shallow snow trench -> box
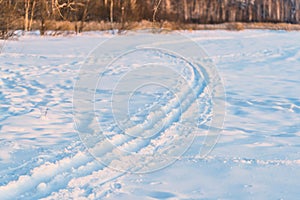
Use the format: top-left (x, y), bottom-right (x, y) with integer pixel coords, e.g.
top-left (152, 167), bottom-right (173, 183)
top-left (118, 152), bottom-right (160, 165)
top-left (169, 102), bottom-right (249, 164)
top-left (0, 30), bottom-right (300, 199)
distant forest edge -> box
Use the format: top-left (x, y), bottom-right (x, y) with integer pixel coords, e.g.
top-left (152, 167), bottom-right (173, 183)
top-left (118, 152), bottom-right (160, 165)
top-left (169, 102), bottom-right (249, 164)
top-left (1, 0), bottom-right (300, 37)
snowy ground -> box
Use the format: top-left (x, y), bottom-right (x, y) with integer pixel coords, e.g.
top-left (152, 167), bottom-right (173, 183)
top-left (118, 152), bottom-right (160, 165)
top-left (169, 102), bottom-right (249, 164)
top-left (0, 30), bottom-right (300, 199)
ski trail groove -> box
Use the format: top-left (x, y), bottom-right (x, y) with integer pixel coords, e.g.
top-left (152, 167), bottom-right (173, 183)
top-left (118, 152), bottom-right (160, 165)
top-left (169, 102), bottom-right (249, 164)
top-left (0, 52), bottom-right (211, 199)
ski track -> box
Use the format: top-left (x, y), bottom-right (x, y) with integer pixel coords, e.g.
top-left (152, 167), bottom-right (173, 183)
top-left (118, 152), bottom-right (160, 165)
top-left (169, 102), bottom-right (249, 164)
top-left (0, 34), bottom-right (231, 199)
top-left (41, 73), bottom-right (209, 199)
top-left (0, 41), bottom-right (210, 199)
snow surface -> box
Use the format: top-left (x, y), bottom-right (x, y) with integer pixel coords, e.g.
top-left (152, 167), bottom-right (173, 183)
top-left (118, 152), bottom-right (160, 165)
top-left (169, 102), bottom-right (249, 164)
top-left (0, 30), bottom-right (300, 199)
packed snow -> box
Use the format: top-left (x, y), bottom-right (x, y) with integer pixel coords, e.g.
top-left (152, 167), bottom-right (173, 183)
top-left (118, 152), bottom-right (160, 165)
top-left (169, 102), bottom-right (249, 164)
top-left (0, 30), bottom-right (300, 199)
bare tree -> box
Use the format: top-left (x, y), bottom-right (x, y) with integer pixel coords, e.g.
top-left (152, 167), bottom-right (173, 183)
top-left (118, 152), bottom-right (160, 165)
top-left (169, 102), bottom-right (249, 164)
top-left (79, 0), bottom-right (91, 32)
top-left (110, 0), bottom-right (114, 23)
top-left (153, 0), bottom-right (163, 22)
top-left (28, 0), bottom-right (36, 31)
top-left (24, 0), bottom-right (30, 31)
top-left (0, 0), bottom-right (19, 38)
top-left (183, 0), bottom-right (188, 21)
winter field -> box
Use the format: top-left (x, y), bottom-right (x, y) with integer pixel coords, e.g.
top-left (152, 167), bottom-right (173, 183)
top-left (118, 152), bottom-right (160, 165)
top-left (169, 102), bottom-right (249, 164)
top-left (0, 30), bottom-right (300, 199)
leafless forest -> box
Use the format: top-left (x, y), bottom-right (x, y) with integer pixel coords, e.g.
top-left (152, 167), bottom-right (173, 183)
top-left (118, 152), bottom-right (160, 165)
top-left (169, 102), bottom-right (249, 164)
top-left (1, 0), bottom-right (300, 36)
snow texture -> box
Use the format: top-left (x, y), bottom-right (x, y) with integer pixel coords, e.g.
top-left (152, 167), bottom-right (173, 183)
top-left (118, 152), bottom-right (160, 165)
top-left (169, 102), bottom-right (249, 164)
top-left (0, 30), bottom-right (299, 199)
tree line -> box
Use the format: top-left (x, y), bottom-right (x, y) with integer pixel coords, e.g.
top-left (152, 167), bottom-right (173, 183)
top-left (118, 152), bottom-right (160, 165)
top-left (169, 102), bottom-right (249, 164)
top-left (1, 0), bottom-right (300, 37)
